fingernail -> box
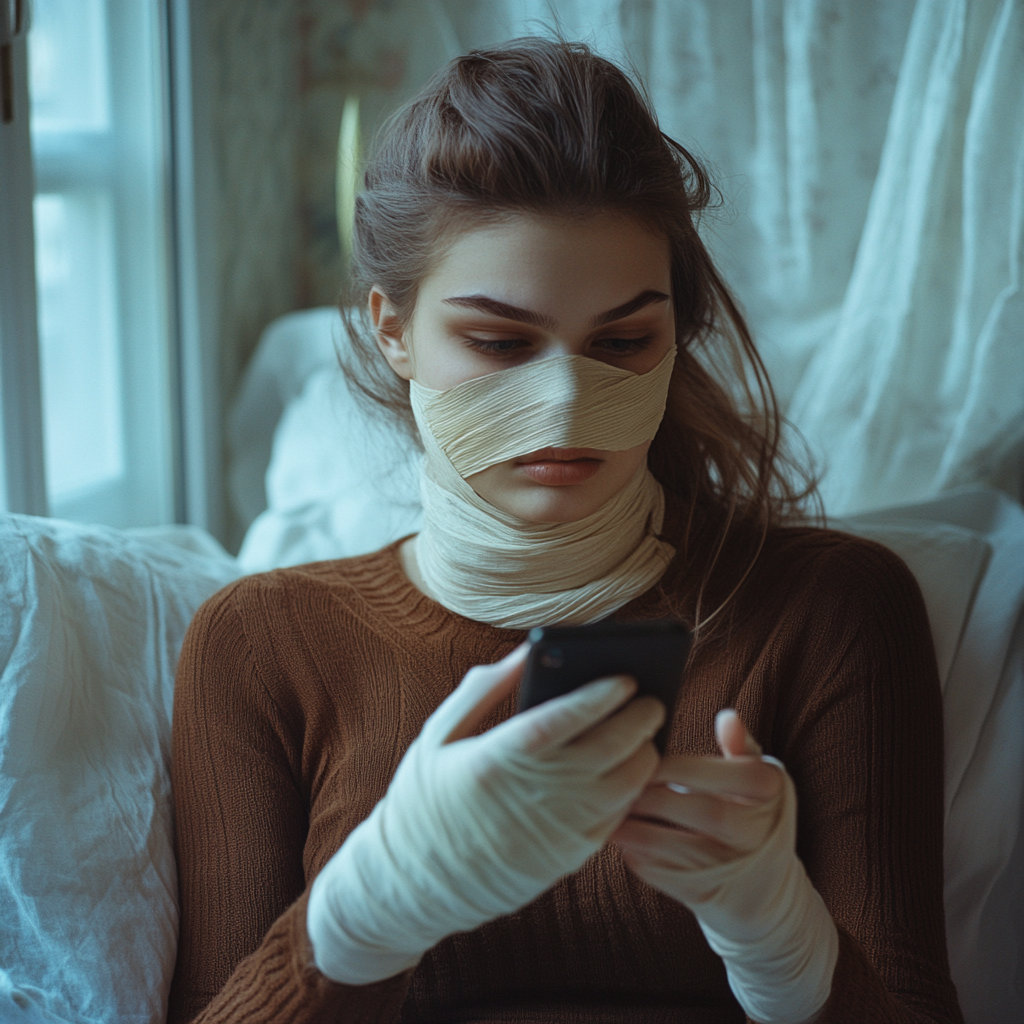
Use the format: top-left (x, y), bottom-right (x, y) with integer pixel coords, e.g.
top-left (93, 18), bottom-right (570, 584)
top-left (591, 674), bottom-right (635, 698)
top-left (500, 642), bottom-right (530, 664)
top-left (609, 674), bottom-right (637, 695)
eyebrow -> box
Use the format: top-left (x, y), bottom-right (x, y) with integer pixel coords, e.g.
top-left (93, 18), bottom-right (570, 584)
top-left (442, 289), bottom-right (670, 331)
top-left (592, 290), bottom-right (671, 327)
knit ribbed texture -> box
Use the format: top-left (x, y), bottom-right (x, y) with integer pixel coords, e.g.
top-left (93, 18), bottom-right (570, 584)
top-left (167, 519), bottom-right (963, 1024)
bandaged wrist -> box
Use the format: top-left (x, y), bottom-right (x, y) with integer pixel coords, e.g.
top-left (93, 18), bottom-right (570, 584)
top-left (697, 855), bottom-right (837, 1023)
top-left (307, 807), bottom-right (429, 985)
top-left (688, 765), bottom-right (838, 1023)
top-left (636, 757), bottom-right (836, 1022)
top-left (307, 669), bottom-right (648, 986)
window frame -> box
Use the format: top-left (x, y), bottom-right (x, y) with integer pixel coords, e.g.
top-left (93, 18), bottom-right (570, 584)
top-left (0, 0), bottom-right (225, 540)
top-left (0, 0), bottom-right (47, 516)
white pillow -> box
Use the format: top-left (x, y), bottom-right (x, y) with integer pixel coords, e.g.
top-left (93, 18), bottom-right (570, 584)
top-left (0, 515), bottom-right (239, 1024)
top-left (228, 307), bottom-right (344, 531)
top-left (840, 489), bottom-right (1024, 1024)
top-left (238, 364), bottom-right (421, 573)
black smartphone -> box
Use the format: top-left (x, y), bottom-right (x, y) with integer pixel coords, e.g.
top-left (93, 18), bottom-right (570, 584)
top-left (517, 619), bottom-right (692, 754)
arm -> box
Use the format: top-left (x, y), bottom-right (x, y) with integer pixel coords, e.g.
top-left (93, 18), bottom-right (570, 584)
top-left (616, 541), bottom-right (963, 1023)
top-left (166, 584), bottom-right (412, 1024)
top-left (169, 581), bottom-right (665, 1021)
top-left (781, 543), bottom-right (961, 1023)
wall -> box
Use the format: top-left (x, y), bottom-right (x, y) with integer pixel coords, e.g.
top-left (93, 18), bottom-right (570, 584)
top-left (293, 0), bottom-right (487, 306)
top-left (194, 0), bottom-right (485, 546)
top-left (190, 0), bottom-right (299, 547)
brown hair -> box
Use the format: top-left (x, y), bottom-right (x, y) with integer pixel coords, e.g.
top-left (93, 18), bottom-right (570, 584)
top-left (340, 37), bottom-right (818, 631)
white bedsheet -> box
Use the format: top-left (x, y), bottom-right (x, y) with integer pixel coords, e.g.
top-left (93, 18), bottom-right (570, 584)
top-left (0, 516), bottom-right (239, 1024)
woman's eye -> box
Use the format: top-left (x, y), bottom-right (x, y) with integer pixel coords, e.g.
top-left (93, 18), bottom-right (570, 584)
top-left (463, 336), bottom-right (528, 355)
top-left (595, 334), bottom-right (656, 354)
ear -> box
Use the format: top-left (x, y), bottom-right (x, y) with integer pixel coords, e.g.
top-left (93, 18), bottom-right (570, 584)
top-left (369, 286), bottom-right (413, 381)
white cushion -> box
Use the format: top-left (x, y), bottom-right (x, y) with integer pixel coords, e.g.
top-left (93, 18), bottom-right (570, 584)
top-left (840, 490), bottom-right (1024, 1022)
top-left (0, 515), bottom-right (239, 1024)
top-left (238, 362), bottom-right (421, 574)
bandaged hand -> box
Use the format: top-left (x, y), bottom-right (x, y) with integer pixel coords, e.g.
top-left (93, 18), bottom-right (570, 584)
top-left (613, 710), bottom-right (838, 1024)
top-left (307, 645), bottom-right (664, 985)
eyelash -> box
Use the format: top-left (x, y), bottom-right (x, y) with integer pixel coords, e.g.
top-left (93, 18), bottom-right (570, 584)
top-left (597, 334), bottom-right (656, 354)
top-left (463, 334), bottom-right (657, 356)
top-left (463, 337), bottom-right (527, 355)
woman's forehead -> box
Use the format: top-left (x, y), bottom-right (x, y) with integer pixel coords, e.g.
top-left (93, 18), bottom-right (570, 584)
top-left (418, 211), bottom-right (673, 321)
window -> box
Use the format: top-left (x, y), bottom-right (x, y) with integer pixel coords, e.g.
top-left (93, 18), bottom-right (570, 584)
top-left (25, 0), bottom-right (175, 526)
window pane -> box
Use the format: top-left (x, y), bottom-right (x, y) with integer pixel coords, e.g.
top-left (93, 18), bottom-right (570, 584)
top-left (34, 191), bottom-right (125, 500)
top-left (27, 0), bottom-right (176, 529)
top-left (28, 0), bottom-right (111, 135)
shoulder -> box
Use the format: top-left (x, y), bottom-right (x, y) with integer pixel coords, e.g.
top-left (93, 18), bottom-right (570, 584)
top-left (185, 543), bottom-right (409, 647)
top-left (754, 524), bottom-right (926, 615)
top-left (664, 523), bottom-right (942, 773)
top-left (736, 524), bottom-right (932, 659)
top-left (176, 544), bottom-right (412, 724)
top-left (661, 512), bottom-right (927, 638)
top-left (742, 525), bottom-right (939, 723)
top-left (660, 493), bottom-right (926, 628)
top-left (678, 521), bottom-right (937, 701)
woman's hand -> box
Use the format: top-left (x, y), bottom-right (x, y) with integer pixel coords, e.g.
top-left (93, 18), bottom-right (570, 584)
top-left (613, 710), bottom-right (838, 1024)
top-left (613, 709), bottom-right (783, 884)
top-left (307, 644), bottom-right (665, 986)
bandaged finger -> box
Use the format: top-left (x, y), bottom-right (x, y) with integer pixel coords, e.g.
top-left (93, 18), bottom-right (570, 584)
top-left (654, 753), bottom-right (783, 802)
top-left (561, 694), bottom-right (665, 770)
top-left (629, 786), bottom-right (778, 852)
top-left (615, 816), bottom-right (735, 872)
top-left (592, 743), bottom-right (662, 810)
top-left (424, 659), bottom-right (521, 744)
top-left (503, 675), bottom-right (636, 754)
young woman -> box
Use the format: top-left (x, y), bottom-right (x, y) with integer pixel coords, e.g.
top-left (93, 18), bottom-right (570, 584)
top-left (168, 39), bottom-right (963, 1024)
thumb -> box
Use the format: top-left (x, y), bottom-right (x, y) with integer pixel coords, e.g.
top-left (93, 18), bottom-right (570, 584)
top-left (715, 708), bottom-right (762, 759)
top-left (424, 643), bottom-right (529, 745)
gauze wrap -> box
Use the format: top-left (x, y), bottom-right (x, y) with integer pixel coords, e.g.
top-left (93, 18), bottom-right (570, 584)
top-left (409, 348), bottom-right (677, 628)
top-left (650, 759), bottom-right (839, 1023)
top-left (307, 668), bottom-right (653, 985)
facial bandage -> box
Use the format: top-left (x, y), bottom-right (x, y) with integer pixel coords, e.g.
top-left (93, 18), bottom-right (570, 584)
top-left (409, 348), bottom-right (677, 628)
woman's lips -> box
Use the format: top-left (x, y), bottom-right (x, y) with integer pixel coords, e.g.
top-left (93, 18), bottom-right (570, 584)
top-left (515, 448), bottom-right (603, 486)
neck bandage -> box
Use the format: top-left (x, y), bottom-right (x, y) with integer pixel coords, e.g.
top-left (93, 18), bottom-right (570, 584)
top-left (409, 348), bottom-right (677, 628)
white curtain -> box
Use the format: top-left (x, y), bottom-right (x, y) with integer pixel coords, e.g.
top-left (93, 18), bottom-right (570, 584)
top-left (425, 0), bottom-right (1023, 516)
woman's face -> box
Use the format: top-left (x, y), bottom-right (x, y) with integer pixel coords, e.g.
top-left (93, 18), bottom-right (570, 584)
top-left (371, 210), bottom-right (675, 524)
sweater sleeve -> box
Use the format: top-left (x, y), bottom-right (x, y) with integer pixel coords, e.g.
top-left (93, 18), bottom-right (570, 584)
top-left (166, 581), bottom-right (412, 1024)
top-left (770, 538), bottom-right (963, 1023)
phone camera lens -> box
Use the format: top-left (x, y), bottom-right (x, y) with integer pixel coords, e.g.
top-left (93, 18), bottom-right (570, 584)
top-left (540, 649), bottom-right (563, 669)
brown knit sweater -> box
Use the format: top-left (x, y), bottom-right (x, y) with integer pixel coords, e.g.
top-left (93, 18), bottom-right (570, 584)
top-left (168, 524), bottom-right (963, 1024)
